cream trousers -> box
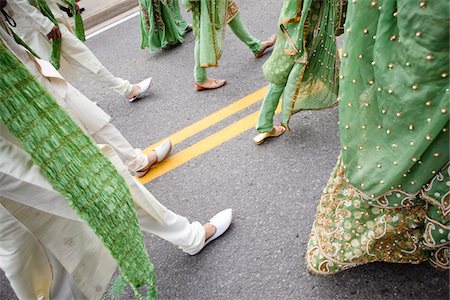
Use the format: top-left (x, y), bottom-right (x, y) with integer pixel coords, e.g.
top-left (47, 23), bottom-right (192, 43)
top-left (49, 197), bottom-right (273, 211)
top-left (0, 132), bottom-right (206, 300)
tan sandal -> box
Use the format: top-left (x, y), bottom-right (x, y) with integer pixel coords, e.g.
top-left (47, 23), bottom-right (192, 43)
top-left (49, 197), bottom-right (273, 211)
top-left (195, 79), bottom-right (227, 91)
top-left (253, 125), bottom-right (286, 145)
top-left (255, 34), bottom-right (277, 58)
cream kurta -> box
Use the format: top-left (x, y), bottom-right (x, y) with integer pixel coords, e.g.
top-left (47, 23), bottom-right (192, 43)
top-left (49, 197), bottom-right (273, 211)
top-left (0, 23), bottom-right (205, 299)
top-left (6, 0), bottom-right (102, 80)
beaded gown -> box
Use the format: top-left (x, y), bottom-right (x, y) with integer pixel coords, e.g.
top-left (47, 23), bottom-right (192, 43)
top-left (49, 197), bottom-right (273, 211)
top-left (306, 0), bottom-right (449, 274)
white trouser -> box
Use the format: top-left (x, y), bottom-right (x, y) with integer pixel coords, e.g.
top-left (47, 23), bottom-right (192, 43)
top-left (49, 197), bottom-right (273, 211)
top-left (57, 26), bottom-right (133, 97)
top-left (0, 201), bottom-right (89, 300)
top-left (92, 123), bottom-right (149, 172)
top-left (0, 134), bottom-right (206, 299)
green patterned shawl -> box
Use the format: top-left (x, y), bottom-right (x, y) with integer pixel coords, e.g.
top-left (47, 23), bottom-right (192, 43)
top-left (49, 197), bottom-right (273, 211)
top-left (0, 41), bottom-right (156, 299)
top-left (339, 0), bottom-right (449, 199)
top-left (262, 0), bottom-right (345, 128)
top-left (184, 0), bottom-right (228, 67)
top-left (139, 0), bottom-right (188, 51)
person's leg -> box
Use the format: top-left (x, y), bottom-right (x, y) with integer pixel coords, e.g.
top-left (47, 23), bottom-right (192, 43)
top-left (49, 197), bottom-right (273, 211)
top-left (95, 66), bottom-right (133, 97)
top-left (228, 12), bottom-right (261, 54)
top-left (0, 202), bottom-right (52, 300)
top-left (102, 148), bottom-right (209, 255)
top-left (92, 123), bottom-right (149, 173)
top-left (256, 83), bottom-right (285, 133)
top-left (58, 26), bottom-right (135, 97)
top-left (194, 37), bottom-right (208, 83)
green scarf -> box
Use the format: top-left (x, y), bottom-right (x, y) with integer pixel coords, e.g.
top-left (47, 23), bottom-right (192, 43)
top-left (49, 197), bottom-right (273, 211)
top-left (29, 0), bottom-right (61, 68)
top-left (339, 0), bottom-right (449, 199)
top-left (185, 0), bottom-right (228, 67)
top-left (63, 0), bottom-right (86, 41)
top-left (262, 0), bottom-right (343, 128)
top-left (139, 0), bottom-right (188, 51)
top-left (0, 41), bottom-right (156, 299)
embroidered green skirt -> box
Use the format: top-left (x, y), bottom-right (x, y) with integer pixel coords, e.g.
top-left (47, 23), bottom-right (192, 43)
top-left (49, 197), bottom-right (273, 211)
top-left (139, 0), bottom-right (189, 51)
top-left (306, 0), bottom-right (449, 274)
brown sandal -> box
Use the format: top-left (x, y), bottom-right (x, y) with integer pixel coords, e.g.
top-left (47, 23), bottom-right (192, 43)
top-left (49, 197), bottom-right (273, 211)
top-left (195, 79), bottom-right (227, 91)
top-left (255, 34), bottom-right (277, 58)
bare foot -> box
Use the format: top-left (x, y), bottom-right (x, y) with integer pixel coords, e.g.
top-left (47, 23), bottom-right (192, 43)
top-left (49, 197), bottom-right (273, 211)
top-left (203, 223), bottom-right (217, 241)
top-left (126, 84), bottom-right (141, 100)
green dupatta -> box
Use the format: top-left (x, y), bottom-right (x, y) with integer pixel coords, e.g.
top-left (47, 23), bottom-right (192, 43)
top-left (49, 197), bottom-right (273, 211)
top-left (184, 0), bottom-right (228, 67)
top-left (0, 41), bottom-right (156, 299)
top-left (28, 0), bottom-right (86, 68)
top-left (30, 0), bottom-right (61, 68)
top-left (139, 0), bottom-right (188, 51)
top-left (262, 0), bottom-right (345, 128)
top-left (63, 0), bottom-right (86, 41)
top-left (339, 0), bottom-right (449, 199)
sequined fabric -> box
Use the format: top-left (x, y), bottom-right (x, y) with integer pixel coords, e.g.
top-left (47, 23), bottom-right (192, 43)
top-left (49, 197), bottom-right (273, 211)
top-left (306, 0), bottom-right (449, 274)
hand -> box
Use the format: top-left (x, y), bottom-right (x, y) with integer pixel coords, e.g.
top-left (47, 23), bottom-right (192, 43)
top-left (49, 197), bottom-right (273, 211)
top-left (68, 2), bottom-right (80, 14)
top-left (47, 26), bottom-right (61, 40)
top-left (0, 0), bottom-right (7, 9)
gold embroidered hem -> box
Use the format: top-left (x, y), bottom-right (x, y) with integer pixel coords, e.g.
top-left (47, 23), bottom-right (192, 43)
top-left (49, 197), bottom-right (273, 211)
top-left (306, 160), bottom-right (450, 275)
top-left (226, 0), bottom-right (240, 23)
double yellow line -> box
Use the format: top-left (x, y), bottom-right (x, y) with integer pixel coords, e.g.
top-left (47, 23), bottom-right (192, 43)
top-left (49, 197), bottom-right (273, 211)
top-left (139, 86), bottom-right (281, 184)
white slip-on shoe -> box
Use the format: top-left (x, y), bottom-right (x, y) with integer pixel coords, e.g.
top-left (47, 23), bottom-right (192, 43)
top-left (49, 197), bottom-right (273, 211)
top-left (190, 208), bottom-right (233, 255)
top-left (129, 77), bottom-right (152, 102)
top-left (135, 140), bottom-right (172, 178)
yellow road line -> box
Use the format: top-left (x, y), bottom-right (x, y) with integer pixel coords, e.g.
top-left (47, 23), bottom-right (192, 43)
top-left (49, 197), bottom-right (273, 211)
top-left (139, 48), bottom-right (341, 183)
top-left (139, 104), bottom-right (281, 184)
top-left (144, 86), bottom-right (268, 153)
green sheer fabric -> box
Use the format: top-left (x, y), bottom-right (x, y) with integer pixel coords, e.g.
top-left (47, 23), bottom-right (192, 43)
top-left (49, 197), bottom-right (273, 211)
top-left (30, 0), bottom-right (61, 68)
top-left (0, 42), bottom-right (157, 299)
top-left (306, 0), bottom-right (449, 274)
top-left (184, 0), bottom-right (229, 67)
top-left (260, 0), bottom-right (343, 129)
top-left (139, 0), bottom-right (189, 51)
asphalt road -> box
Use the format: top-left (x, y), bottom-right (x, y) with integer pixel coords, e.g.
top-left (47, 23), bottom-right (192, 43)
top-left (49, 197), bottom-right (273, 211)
top-left (1, 1), bottom-right (449, 299)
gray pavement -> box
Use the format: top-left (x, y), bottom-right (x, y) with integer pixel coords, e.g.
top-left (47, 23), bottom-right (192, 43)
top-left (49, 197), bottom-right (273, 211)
top-left (1, 1), bottom-right (449, 299)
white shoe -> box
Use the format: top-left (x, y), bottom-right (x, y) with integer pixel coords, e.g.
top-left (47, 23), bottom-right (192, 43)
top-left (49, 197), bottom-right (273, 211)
top-left (190, 208), bottom-right (233, 255)
top-left (135, 140), bottom-right (172, 178)
top-left (128, 77), bottom-right (152, 102)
